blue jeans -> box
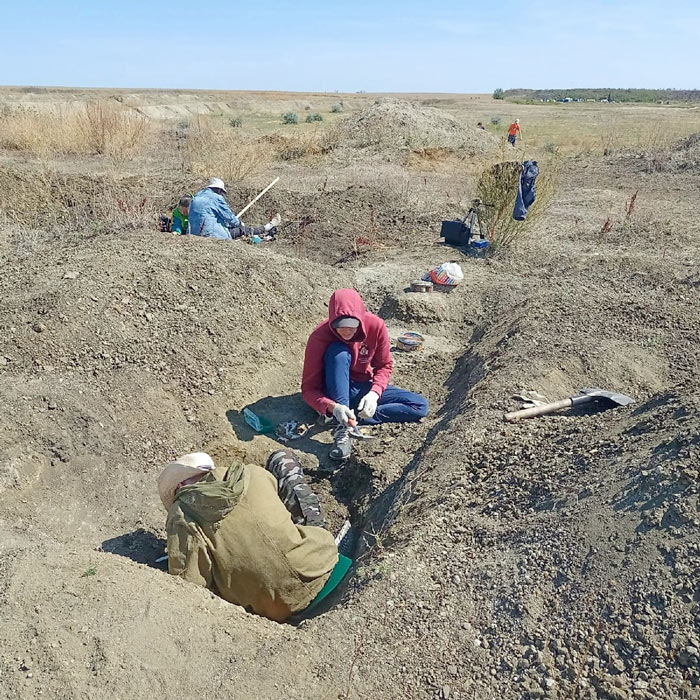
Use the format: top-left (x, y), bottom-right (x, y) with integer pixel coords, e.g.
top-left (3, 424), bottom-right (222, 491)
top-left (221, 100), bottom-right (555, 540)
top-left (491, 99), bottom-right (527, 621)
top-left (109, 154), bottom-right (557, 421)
top-left (323, 342), bottom-right (428, 425)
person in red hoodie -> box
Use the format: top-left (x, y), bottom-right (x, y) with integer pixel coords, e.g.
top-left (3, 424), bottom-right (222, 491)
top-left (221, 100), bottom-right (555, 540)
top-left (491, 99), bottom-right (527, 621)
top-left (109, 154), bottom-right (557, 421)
top-left (302, 289), bottom-right (429, 460)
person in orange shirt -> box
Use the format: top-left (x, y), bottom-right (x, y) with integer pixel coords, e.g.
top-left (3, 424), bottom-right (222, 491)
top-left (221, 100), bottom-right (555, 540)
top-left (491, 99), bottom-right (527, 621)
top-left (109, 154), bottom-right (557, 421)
top-left (507, 119), bottom-right (520, 146)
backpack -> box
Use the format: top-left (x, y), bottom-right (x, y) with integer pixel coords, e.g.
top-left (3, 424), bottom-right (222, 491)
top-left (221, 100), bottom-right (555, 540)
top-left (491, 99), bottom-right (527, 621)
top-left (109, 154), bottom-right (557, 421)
top-left (158, 215), bottom-right (172, 233)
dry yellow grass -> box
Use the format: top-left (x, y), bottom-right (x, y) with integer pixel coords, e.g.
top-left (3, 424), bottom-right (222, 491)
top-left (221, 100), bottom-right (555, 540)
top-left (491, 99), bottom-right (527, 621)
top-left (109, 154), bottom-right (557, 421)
top-left (0, 159), bottom-right (163, 235)
top-left (481, 107), bottom-right (700, 156)
top-left (76, 101), bottom-right (150, 159)
top-left (0, 101), bottom-right (150, 160)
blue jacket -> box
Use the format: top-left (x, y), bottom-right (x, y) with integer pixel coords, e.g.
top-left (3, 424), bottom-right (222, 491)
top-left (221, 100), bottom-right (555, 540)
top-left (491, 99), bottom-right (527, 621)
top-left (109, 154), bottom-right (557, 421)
top-left (513, 160), bottom-right (539, 221)
top-left (188, 188), bottom-right (240, 239)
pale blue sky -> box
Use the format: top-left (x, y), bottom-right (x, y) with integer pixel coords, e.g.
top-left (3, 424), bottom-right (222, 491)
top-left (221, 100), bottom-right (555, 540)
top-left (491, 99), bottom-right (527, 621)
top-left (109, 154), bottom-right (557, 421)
top-left (2, 1), bottom-right (699, 92)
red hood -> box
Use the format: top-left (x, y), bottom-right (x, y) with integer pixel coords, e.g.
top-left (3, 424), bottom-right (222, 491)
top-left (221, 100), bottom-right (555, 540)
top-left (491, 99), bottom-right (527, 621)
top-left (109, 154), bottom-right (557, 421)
top-left (328, 289), bottom-right (367, 342)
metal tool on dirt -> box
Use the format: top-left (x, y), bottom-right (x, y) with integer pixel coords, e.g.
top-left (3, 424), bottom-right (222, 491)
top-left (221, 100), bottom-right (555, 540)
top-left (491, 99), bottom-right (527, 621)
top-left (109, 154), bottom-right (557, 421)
top-left (504, 387), bottom-right (634, 422)
top-left (237, 177), bottom-right (280, 219)
top-left (347, 425), bottom-right (375, 440)
top-left (410, 280), bottom-right (433, 293)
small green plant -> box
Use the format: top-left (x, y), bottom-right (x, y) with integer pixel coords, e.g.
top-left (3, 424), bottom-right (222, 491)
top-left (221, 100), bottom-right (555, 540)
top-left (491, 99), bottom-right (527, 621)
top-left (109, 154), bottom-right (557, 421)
top-left (282, 112), bottom-right (299, 125)
top-left (490, 116), bottom-right (501, 125)
top-left (373, 561), bottom-right (391, 579)
top-left (81, 565), bottom-right (97, 578)
top-left (305, 113), bottom-right (323, 123)
top-left (229, 116), bottom-right (243, 128)
top-left (331, 103), bottom-right (344, 113)
top-left (493, 88), bottom-right (505, 100)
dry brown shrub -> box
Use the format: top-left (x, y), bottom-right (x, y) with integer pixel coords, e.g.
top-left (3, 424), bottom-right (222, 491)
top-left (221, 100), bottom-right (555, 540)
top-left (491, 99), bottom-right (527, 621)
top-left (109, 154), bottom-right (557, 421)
top-left (270, 127), bottom-right (339, 161)
top-left (185, 116), bottom-right (271, 183)
top-left (0, 162), bottom-right (161, 237)
top-left (476, 159), bottom-right (557, 252)
top-left (643, 131), bottom-right (700, 173)
top-left (76, 101), bottom-right (150, 158)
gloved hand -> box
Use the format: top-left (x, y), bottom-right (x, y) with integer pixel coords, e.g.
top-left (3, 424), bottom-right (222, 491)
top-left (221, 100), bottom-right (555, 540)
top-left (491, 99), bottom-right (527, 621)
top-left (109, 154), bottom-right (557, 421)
top-left (332, 403), bottom-right (356, 427)
top-left (357, 390), bottom-right (379, 419)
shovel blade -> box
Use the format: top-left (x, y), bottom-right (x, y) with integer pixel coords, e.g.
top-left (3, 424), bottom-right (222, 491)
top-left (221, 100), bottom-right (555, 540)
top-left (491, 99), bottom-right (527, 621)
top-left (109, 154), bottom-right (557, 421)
top-left (579, 387), bottom-right (634, 407)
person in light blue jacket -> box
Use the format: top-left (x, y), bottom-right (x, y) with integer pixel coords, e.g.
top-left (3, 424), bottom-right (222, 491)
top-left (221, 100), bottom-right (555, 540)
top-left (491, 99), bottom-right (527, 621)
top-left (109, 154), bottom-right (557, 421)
top-left (188, 177), bottom-right (281, 241)
top-left (188, 177), bottom-right (240, 239)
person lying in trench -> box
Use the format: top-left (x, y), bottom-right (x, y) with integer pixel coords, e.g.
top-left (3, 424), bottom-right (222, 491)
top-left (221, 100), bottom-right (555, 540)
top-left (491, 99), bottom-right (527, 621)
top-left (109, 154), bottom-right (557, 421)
top-left (158, 449), bottom-right (343, 622)
top-left (301, 288), bottom-right (429, 461)
top-left (188, 177), bottom-right (281, 240)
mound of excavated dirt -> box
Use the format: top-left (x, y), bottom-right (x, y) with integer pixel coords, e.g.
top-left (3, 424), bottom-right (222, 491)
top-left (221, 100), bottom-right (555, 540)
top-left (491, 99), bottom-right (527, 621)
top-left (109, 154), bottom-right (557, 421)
top-left (641, 131), bottom-right (700, 172)
top-left (337, 98), bottom-right (496, 155)
top-left (375, 384), bottom-right (700, 700)
top-left (669, 131), bottom-right (700, 171)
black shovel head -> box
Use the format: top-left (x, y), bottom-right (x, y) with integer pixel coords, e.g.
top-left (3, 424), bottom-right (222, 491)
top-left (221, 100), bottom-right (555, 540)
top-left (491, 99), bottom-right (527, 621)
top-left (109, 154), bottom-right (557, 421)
top-left (579, 387), bottom-right (634, 407)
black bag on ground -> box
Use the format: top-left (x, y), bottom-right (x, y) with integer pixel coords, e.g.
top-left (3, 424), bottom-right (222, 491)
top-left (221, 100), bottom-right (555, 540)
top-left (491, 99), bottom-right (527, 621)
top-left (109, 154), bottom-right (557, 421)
top-left (158, 215), bottom-right (172, 233)
top-left (440, 219), bottom-right (469, 246)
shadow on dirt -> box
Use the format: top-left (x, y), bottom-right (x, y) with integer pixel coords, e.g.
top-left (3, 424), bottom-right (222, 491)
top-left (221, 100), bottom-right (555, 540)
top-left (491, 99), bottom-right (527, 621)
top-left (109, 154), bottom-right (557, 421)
top-left (100, 528), bottom-right (167, 570)
top-left (226, 393), bottom-right (338, 464)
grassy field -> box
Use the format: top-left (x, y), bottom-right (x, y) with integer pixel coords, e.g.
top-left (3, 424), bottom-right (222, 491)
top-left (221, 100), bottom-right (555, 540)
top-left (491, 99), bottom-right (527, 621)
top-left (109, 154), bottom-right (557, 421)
top-left (3, 88), bottom-right (700, 157)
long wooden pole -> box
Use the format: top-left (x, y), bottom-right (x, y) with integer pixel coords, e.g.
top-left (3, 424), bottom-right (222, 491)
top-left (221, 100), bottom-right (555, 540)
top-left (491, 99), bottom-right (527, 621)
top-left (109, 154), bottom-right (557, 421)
top-left (237, 177), bottom-right (280, 218)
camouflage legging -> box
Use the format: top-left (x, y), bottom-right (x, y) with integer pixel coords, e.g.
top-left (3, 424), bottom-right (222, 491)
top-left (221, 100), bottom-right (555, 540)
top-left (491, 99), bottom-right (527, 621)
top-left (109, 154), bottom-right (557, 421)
top-left (266, 450), bottom-right (325, 528)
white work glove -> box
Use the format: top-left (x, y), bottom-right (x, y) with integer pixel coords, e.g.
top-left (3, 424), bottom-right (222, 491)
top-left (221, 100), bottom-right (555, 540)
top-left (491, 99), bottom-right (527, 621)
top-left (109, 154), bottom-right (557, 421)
top-left (357, 390), bottom-right (379, 419)
top-left (332, 403), bottom-right (356, 427)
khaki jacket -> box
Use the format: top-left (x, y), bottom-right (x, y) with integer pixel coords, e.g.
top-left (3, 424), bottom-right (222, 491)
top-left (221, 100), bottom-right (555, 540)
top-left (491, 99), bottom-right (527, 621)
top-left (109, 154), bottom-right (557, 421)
top-left (166, 464), bottom-right (338, 621)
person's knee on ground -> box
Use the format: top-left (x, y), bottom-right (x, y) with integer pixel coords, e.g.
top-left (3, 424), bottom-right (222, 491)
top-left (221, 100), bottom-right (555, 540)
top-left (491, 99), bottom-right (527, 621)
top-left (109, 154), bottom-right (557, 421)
top-left (266, 449), bottom-right (303, 480)
top-left (414, 394), bottom-right (429, 419)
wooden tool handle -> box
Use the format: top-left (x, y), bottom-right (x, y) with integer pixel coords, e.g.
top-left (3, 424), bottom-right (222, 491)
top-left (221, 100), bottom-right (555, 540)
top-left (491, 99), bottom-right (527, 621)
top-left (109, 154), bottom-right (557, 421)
top-left (504, 397), bottom-right (573, 422)
top-left (237, 177), bottom-right (280, 218)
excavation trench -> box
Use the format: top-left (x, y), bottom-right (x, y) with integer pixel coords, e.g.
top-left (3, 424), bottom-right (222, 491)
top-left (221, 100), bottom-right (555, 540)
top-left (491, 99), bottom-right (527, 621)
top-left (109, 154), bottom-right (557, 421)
top-left (288, 321), bottom-right (493, 614)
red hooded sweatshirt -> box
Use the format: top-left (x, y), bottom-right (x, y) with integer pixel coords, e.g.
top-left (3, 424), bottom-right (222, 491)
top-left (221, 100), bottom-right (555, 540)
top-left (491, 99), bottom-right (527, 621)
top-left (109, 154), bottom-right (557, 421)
top-left (301, 289), bottom-right (393, 415)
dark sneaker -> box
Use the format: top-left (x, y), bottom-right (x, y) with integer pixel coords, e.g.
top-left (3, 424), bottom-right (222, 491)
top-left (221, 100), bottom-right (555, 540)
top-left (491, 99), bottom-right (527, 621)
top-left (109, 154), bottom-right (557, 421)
top-left (329, 425), bottom-right (354, 461)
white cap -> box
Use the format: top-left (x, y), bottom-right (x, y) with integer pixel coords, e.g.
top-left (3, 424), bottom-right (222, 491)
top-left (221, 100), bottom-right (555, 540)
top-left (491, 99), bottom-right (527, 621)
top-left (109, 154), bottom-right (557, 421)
top-left (206, 177), bottom-right (226, 192)
top-left (333, 317), bottom-right (361, 329)
top-left (157, 452), bottom-right (215, 510)
top-left (515, 119), bottom-right (520, 124)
